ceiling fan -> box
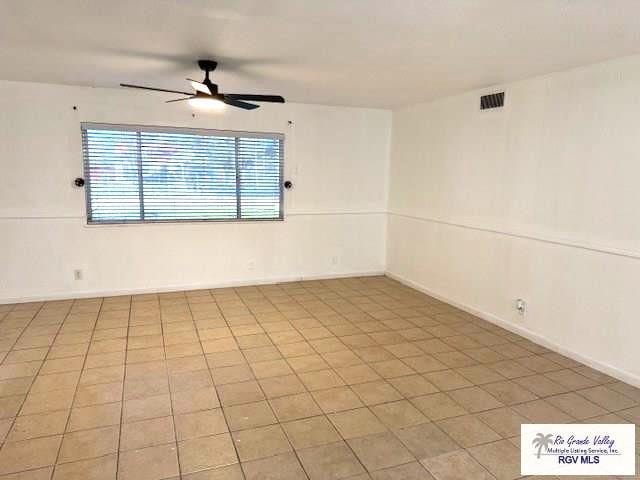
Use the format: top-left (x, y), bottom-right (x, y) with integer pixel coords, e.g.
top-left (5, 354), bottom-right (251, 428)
top-left (120, 59), bottom-right (285, 110)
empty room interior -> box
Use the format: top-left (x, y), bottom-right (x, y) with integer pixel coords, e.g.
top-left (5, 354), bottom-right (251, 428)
top-left (1, 1), bottom-right (639, 479)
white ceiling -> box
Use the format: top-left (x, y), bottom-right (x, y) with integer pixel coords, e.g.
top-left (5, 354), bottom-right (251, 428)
top-left (2, 0), bottom-right (640, 108)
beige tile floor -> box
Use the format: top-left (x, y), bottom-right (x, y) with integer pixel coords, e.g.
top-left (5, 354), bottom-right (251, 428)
top-left (0, 275), bottom-right (637, 480)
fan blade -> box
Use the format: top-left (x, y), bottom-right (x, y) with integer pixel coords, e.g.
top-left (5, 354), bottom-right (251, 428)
top-left (223, 97), bottom-right (259, 110)
top-left (166, 96), bottom-right (194, 103)
top-left (224, 94), bottom-right (285, 103)
top-left (120, 83), bottom-right (192, 96)
top-left (187, 79), bottom-right (212, 95)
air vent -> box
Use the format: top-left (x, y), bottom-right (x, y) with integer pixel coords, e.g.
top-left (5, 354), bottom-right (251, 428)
top-left (480, 92), bottom-right (504, 110)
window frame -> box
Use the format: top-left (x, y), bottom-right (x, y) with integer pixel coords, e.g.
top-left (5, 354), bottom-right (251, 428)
top-left (81, 122), bottom-right (285, 225)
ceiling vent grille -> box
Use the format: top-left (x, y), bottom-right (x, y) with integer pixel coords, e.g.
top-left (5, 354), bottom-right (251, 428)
top-left (480, 92), bottom-right (504, 110)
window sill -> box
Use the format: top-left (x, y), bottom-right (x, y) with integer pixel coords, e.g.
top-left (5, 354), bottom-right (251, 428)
top-left (83, 217), bottom-right (285, 227)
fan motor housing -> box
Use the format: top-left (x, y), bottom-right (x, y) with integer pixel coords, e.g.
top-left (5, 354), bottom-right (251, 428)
top-left (198, 60), bottom-right (218, 72)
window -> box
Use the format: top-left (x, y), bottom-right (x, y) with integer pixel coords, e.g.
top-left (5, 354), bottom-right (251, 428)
top-left (81, 123), bottom-right (284, 224)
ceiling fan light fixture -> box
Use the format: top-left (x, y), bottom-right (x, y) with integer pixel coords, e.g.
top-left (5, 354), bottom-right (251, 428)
top-left (189, 80), bottom-right (212, 95)
top-left (188, 95), bottom-right (225, 111)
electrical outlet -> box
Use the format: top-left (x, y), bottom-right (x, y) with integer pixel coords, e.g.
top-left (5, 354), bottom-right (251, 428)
top-left (73, 269), bottom-right (83, 281)
top-left (331, 256), bottom-right (338, 265)
top-left (515, 298), bottom-right (526, 315)
top-left (248, 260), bottom-right (255, 271)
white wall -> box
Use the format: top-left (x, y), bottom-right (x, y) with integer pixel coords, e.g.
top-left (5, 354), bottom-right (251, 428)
top-left (0, 81), bottom-right (391, 303)
top-left (387, 54), bottom-right (640, 386)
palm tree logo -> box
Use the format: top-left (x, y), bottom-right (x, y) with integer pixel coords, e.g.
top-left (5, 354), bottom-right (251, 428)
top-left (532, 433), bottom-right (554, 459)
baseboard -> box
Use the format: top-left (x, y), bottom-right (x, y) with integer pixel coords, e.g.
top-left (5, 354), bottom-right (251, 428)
top-left (385, 270), bottom-right (640, 389)
top-left (1, 270), bottom-right (385, 305)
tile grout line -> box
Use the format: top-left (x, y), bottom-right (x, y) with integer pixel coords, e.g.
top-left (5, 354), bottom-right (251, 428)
top-left (111, 297), bottom-right (132, 480)
top-left (51, 296), bottom-right (107, 479)
top-left (234, 287), bottom-right (312, 480)
top-left (13, 358), bottom-right (617, 442)
top-left (158, 292), bottom-right (188, 480)
top-left (274, 293), bottom-right (376, 478)
top-left (286, 286), bottom-right (397, 478)
top-left (210, 286), bottom-right (314, 473)
top-left (230, 285), bottom-right (377, 478)
top-left (185, 289), bottom-right (247, 480)
top-left (303, 280), bottom-right (502, 476)
top-left (0, 300), bottom-right (48, 453)
top-left (230, 289), bottom-right (287, 479)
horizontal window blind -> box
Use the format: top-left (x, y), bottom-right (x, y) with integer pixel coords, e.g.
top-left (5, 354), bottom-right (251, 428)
top-left (81, 123), bottom-right (284, 224)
